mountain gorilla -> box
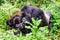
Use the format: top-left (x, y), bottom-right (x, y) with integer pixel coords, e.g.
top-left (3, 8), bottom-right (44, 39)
top-left (20, 5), bottom-right (53, 30)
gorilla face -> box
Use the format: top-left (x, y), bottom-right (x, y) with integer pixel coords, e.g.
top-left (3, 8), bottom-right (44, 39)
top-left (21, 5), bottom-right (33, 18)
top-left (21, 5), bottom-right (32, 14)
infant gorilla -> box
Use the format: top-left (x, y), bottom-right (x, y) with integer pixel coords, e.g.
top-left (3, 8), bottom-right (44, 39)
top-left (6, 15), bottom-right (22, 29)
top-left (6, 15), bottom-right (32, 35)
top-left (6, 5), bottom-right (53, 35)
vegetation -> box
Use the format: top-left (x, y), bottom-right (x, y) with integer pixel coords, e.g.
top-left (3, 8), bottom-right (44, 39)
top-left (0, 0), bottom-right (60, 40)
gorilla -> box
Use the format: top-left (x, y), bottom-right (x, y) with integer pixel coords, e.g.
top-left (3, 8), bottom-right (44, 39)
top-left (6, 15), bottom-right (22, 29)
top-left (20, 5), bottom-right (53, 30)
top-left (6, 15), bottom-right (32, 35)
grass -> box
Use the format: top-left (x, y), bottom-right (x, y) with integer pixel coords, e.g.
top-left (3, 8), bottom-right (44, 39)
top-left (0, 0), bottom-right (60, 40)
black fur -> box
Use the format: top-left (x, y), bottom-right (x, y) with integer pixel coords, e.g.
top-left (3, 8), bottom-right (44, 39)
top-left (21, 5), bottom-right (53, 30)
top-left (6, 5), bottom-right (53, 35)
top-left (6, 15), bottom-right (22, 29)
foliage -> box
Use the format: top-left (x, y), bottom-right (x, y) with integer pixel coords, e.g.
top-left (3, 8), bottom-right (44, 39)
top-left (0, 0), bottom-right (60, 40)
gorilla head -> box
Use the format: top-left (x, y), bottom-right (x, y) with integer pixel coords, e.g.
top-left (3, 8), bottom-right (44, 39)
top-left (21, 5), bottom-right (45, 20)
top-left (6, 15), bottom-right (23, 29)
top-left (12, 15), bottom-right (22, 24)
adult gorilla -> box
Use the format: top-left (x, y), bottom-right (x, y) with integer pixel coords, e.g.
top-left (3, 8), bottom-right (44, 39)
top-left (20, 5), bottom-right (53, 30)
